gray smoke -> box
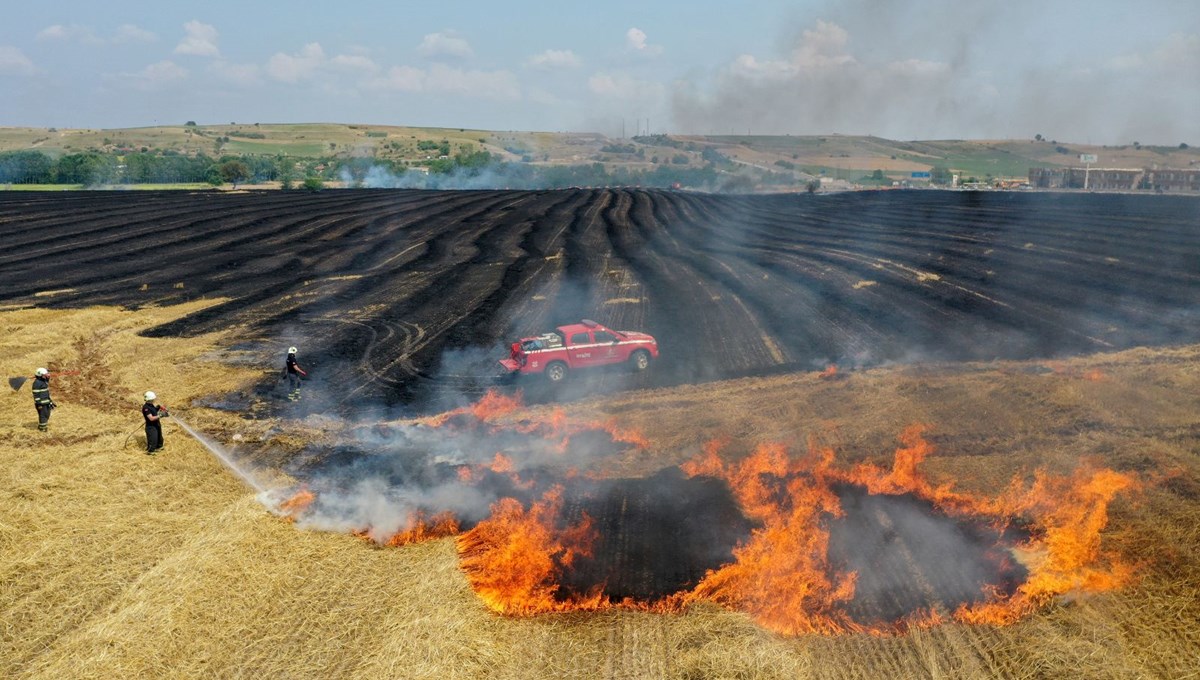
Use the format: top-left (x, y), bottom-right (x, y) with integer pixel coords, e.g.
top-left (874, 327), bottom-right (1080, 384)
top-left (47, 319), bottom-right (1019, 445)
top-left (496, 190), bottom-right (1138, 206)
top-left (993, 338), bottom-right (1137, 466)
top-left (670, 1), bottom-right (1200, 144)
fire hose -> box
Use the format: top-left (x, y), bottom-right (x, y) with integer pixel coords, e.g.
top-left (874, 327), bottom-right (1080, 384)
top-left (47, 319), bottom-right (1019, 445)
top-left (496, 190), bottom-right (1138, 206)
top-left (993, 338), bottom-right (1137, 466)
top-left (122, 405), bottom-right (170, 449)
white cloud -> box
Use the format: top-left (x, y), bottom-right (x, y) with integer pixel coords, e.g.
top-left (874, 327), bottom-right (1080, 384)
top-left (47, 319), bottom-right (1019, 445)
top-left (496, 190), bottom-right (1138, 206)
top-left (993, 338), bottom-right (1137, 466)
top-left (266, 42), bottom-right (326, 82)
top-left (331, 53), bottom-right (380, 74)
top-left (174, 20), bottom-right (219, 57)
top-left (36, 23), bottom-right (156, 45)
top-left (527, 49), bottom-right (581, 70)
top-left (417, 31), bottom-right (474, 60)
top-left (625, 27), bottom-right (663, 56)
top-left (367, 63), bottom-right (519, 100)
top-left (36, 24), bottom-right (101, 45)
top-left (0, 46), bottom-right (35, 76)
top-left (118, 60), bottom-right (188, 90)
top-left (115, 24), bottom-right (158, 43)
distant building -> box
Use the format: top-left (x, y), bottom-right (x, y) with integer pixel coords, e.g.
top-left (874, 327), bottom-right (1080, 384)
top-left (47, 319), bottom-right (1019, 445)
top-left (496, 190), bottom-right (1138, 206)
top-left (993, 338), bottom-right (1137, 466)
top-left (1029, 167), bottom-right (1200, 192)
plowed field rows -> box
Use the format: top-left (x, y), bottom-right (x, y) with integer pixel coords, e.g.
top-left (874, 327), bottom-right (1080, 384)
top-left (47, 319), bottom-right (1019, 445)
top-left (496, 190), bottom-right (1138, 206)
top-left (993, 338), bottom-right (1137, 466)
top-left (2, 189), bottom-right (1197, 409)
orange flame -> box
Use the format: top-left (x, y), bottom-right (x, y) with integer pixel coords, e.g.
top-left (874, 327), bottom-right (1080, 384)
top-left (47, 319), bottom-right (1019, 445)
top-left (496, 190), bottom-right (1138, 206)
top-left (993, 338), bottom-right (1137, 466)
top-left (457, 487), bottom-right (605, 614)
top-left (680, 439), bottom-right (857, 634)
top-left (818, 364), bottom-right (839, 379)
top-left (673, 427), bottom-right (1136, 634)
top-left (385, 511), bottom-right (461, 547)
top-left (425, 388), bottom-right (525, 427)
top-left (278, 488), bottom-right (315, 521)
top-left (277, 390), bottom-right (1137, 636)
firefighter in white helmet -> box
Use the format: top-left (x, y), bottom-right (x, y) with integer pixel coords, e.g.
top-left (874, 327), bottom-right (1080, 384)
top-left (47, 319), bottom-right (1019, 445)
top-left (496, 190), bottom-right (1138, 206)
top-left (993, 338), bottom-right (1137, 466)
top-left (284, 346), bottom-right (307, 402)
top-left (141, 390), bottom-right (168, 454)
top-left (32, 368), bottom-right (55, 432)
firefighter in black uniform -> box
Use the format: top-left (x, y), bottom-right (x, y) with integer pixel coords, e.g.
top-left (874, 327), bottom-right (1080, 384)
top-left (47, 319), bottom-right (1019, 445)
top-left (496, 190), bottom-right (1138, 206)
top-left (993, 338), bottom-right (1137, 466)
top-left (142, 390), bottom-right (168, 454)
top-left (284, 346), bottom-right (307, 402)
top-left (32, 367), bottom-right (55, 432)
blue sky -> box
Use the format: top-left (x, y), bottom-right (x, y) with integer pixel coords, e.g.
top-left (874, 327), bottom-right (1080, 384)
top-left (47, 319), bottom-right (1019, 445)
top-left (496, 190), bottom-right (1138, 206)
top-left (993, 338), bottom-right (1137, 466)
top-left (2, 0), bottom-right (1198, 143)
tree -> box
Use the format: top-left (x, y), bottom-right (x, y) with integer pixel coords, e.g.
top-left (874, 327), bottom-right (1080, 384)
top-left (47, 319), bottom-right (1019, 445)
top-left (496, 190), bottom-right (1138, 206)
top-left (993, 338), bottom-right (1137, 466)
top-left (1181, 143), bottom-right (1190, 150)
top-left (218, 160), bottom-right (251, 186)
top-left (301, 176), bottom-right (324, 192)
top-left (871, 169), bottom-right (884, 180)
top-left (929, 165), bottom-right (953, 186)
top-left (185, 121), bottom-right (197, 127)
top-left (55, 153), bottom-right (117, 185)
top-left (1035, 134), bottom-right (1043, 142)
top-left (0, 150), bottom-right (54, 183)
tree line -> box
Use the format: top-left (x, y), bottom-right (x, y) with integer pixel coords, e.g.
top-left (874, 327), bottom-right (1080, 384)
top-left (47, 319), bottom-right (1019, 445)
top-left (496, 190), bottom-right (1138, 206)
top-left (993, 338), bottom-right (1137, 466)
top-left (2, 147), bottom-right (796, 192)
top-left (0, 150), bottom-right (280, 186)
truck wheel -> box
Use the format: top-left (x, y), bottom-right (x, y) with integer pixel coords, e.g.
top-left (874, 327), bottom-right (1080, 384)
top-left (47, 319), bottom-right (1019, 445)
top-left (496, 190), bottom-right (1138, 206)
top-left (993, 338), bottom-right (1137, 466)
top-left (546, 362), bottom-right (568, 383)
top-left (630, 350), bottom-right (651, 372)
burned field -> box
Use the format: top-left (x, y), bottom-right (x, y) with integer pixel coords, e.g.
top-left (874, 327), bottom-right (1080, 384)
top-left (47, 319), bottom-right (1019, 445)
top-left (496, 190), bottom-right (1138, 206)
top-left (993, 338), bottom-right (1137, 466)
top-left (1, 189), bottom-right (1197, 411)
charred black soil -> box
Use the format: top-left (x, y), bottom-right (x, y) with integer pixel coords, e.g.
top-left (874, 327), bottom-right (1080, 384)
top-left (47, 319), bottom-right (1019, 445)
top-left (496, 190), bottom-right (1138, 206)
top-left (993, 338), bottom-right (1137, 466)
top-left (827, 484), bottom-right (1029, 625)
top-left (3, 189), bottom-right (1197, 412)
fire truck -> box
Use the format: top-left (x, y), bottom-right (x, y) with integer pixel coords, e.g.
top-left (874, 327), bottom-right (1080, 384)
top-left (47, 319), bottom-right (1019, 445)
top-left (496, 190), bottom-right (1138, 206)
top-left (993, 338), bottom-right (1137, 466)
top-left (499, 319), bottom-right (659, 382)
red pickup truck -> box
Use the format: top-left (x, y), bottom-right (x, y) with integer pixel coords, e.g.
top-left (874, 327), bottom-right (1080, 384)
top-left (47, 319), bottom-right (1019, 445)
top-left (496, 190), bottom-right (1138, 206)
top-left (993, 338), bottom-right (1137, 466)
top-left (499, 319), bottom-right (659, 382)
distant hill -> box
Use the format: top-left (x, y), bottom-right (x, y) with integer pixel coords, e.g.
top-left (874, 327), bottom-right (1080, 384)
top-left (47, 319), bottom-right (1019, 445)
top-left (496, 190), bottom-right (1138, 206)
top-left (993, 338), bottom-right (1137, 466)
top-left (2, 123), bottom-right (1197, 187)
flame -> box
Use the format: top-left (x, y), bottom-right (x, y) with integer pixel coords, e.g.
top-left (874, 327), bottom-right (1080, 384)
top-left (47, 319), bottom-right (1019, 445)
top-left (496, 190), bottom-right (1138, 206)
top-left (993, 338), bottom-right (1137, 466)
top-left (681, 439), bottom-right (858, 634)
top-left (955, 466), bottom-right (1136, 625)
top-left (278, 487), bottom-right (315, 521)
top-left (818, 364), bottom-right (839, 379)
top-left (385, 511), bottom-right (461, 547)
top-left (674, 427), bottom-right (1136, 634)
top-left (425, 388), bottom-right (524, 427)
top-left (457, 487), bottom-right (605, 614)
top-left (274, 392), bottom-right (1137, 636)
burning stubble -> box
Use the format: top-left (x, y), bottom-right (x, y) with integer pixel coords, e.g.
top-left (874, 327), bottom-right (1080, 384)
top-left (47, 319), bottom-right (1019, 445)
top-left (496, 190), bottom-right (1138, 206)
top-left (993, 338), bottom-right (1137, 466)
top-left (272, 393), bottom-right (1136, 636)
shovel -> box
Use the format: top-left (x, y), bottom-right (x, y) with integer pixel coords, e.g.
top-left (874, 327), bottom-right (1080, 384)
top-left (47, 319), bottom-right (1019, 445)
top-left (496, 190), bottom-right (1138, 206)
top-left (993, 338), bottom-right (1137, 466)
top-left (8, 370), bottom-right (81, 391)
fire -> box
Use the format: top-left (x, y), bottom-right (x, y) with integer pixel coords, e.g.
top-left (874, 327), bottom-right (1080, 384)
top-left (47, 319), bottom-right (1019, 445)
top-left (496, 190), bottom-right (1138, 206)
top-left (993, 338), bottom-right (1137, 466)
top-left (818, 364), bottom-right (839, 380)
top-left (278, 487), bottom-right (315, 520)
top-left (955, 466), bottom-right (1136, 625)
top-left (274, 392), bottom-right (1137, 636)
top-left (457, 487), bottom-right (605, 614)
top-left (425, 388), bottom-right (524, 427)
top-left (681, 440), bottom-right (858, 634)
top-left (385, 511), bottom-right (461, 547)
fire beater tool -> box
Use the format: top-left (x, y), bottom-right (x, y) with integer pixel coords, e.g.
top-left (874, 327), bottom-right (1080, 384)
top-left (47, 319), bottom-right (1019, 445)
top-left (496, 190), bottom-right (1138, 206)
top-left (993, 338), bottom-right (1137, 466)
top-left (9, 370), bottom-right (82, 391)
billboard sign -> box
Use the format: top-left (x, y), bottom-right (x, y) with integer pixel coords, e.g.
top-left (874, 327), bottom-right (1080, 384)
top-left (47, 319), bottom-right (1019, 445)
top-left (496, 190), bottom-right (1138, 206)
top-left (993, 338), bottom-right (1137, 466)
top-left (910, 171), bottom-right (931, 178)
top-left (1079, 154), bottom-right (1098, 164)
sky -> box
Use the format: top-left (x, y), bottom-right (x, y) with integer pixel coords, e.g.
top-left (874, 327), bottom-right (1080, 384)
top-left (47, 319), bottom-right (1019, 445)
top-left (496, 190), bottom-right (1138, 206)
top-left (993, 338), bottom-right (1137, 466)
top-left (1, 0), bottom-right (1198, 144)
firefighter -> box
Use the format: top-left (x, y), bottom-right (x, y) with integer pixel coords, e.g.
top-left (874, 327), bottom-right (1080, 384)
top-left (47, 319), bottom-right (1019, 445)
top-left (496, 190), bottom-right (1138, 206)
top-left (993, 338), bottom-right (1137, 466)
top-left (32, 367), bottom-right (55, 432)
top-left (142, 391), bottom-right (168, 454)
top-left (284, 346), bottom-right (307, 402)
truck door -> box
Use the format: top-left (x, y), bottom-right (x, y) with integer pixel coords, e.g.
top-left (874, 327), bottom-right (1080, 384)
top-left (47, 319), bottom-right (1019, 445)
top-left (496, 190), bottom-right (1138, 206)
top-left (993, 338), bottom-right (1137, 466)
top-left (591, 330), bottom-right (621, 364)
top-left (568, 331), bottom-right (595, 367)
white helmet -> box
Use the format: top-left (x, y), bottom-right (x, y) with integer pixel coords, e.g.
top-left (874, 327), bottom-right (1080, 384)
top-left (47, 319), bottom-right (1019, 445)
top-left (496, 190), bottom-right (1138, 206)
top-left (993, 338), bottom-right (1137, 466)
top-left (144, 391), bottom-right (156, 401)
top-left (288, 346), bottom-right (298, 354)
top-left (35, 367), bottom-right (49, 376)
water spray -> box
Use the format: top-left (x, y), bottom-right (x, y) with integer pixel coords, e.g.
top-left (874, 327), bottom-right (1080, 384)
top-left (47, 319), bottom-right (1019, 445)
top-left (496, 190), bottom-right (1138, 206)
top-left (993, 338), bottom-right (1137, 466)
top-left (172, 415), bottom-right (268, 494)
